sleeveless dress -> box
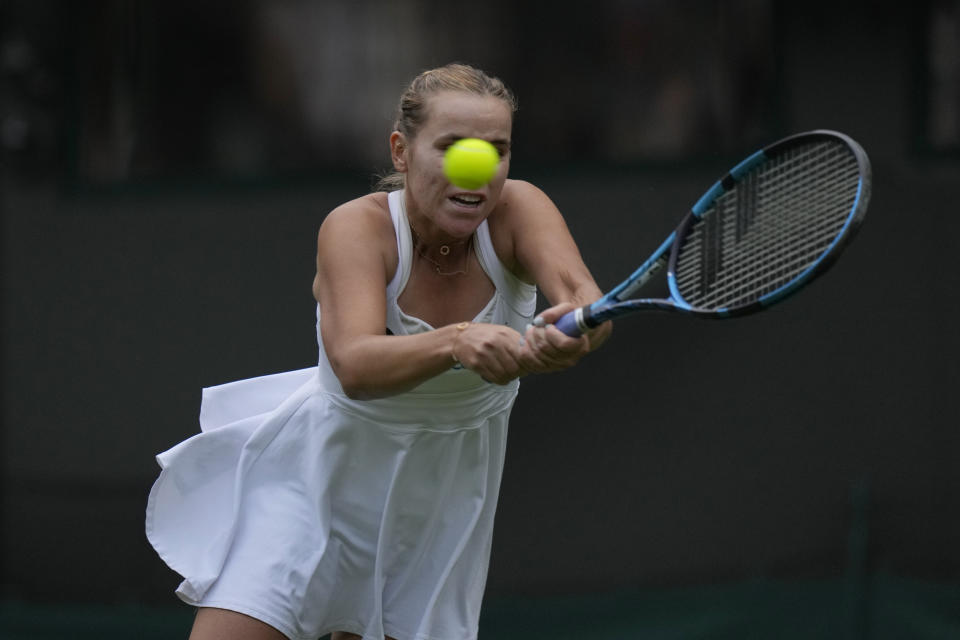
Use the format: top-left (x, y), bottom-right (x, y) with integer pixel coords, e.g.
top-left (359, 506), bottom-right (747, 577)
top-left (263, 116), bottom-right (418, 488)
top-left (146, 190), bottom-right (536, 640)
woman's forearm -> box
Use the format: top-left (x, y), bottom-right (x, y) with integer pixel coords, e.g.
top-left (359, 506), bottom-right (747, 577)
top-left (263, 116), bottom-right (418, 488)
top-left (325, 324), bottom-right (462, 400)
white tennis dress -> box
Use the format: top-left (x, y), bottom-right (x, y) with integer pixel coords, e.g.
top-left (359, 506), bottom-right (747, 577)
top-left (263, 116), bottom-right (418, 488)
top-left (146, 190), bottom-right (536, 640)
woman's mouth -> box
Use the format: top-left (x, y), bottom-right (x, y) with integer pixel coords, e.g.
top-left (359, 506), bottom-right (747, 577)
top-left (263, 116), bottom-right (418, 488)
top-left (449, 194), bottom-right (484, 208)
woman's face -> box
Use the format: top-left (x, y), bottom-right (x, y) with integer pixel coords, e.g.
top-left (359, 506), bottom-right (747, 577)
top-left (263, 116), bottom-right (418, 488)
top-left (392, 90), bottom-right (512, 241)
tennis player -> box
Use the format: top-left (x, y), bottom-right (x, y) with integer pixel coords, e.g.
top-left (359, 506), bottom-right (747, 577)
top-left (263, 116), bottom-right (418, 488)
top-left (146, 63), bottom-right (611, 640)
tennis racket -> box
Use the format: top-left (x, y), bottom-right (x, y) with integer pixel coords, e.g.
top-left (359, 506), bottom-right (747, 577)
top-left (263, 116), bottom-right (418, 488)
top-left (555, 129), bottom-right (872, 337)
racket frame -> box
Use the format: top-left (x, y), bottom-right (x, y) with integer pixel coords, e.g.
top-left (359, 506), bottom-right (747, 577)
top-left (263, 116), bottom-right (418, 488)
top-left (561, 130), bottom-right (871, 336)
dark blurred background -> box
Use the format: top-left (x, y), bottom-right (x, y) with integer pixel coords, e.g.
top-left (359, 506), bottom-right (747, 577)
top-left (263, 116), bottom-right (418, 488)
top-left (2, 1), bottom-right (959, 638)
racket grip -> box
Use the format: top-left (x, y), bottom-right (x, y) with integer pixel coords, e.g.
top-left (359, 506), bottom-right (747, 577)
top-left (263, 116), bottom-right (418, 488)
top-left (554, 306), bottom-right (591, 337)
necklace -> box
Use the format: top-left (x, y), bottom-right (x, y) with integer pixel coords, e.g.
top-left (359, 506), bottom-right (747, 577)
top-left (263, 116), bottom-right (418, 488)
top-left (410, 225), bottom-right (472, 276)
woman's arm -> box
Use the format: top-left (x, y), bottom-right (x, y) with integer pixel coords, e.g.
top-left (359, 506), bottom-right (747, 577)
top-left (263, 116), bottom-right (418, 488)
top-left (314, 195), bottom-right (529, 399)
top-left (499, 180), bottom-right (612, 369)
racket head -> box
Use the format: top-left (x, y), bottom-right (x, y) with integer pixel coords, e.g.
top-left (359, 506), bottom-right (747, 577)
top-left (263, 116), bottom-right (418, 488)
top-left (666, 129), bottom-right (871, 317)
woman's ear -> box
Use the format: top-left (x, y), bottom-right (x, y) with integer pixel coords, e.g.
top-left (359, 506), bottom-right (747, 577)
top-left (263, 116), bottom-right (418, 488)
top-left (390, 131), bottom-right (407, 172)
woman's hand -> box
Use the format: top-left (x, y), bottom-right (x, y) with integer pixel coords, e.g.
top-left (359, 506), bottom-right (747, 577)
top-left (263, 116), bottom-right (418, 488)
top-left (452, 323), bottom-right (530, 385)
top-left (518, 302), bottom-right (596, 374)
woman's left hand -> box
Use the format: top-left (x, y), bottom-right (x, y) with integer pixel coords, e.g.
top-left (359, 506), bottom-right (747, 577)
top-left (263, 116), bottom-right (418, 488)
top-left (518, 302), bottom-right (594, 373)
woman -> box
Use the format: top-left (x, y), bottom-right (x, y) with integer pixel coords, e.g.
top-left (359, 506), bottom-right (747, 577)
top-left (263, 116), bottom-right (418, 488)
top-left (147, 63), bottom-right (610, 640)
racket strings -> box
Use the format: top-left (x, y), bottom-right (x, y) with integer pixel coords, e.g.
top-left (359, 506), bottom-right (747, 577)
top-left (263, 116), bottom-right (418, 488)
top-left (682, 176), bottom-right (854, 306)
top-left (674, 140), bottom-right (860, 309)
top-left (682, 149), bottom-right (857, 305)
top-left (704, 181), bottom-right (851, 290)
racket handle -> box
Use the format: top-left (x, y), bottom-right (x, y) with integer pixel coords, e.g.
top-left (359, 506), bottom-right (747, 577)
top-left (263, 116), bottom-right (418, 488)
top-left (554, 305), bottom-right (593, 337)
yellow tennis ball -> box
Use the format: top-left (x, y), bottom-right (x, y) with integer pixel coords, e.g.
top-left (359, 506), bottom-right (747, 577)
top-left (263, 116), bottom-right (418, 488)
top-left (443, 138), bottom-right (500, 190)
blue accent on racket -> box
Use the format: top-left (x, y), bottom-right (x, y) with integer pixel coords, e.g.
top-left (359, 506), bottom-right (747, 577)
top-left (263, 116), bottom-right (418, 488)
top-left (557, 130), bottom-right (872, 337)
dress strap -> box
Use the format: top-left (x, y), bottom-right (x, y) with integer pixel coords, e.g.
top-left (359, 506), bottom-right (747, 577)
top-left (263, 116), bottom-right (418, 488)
top-left (386, 190), bottom-right (412, 302)
top-left (473, 220), bottom-right (537, 329)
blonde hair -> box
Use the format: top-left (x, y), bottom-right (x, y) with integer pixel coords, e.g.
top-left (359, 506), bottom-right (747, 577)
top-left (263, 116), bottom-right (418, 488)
top-left (374, 63), bottom-right (518, 192)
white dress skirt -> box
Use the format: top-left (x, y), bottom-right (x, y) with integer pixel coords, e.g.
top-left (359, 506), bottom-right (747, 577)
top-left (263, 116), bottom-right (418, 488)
top-left (146, 190), bottom-right (537, 640)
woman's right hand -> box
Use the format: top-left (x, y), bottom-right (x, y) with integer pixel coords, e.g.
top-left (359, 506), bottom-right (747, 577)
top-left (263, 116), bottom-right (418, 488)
top-left (451, 322), bottom-right (530, 385)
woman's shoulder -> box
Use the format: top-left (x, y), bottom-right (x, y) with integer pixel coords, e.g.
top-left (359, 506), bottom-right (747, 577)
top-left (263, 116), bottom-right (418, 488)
top-left (320, 192), bottom-right (394, 238)
top-left (494, 177), bottom-right (563, 224)
top-left (500, 178), bottom-right (547, 203)
top-left (316, 191), bottom-right (399, 284)
top-left (318, 192), bottom-right (398, 260)
top-left (324, 191), bottom-right (391, 223)
top-left (492, 179), bottom-right (557, 227)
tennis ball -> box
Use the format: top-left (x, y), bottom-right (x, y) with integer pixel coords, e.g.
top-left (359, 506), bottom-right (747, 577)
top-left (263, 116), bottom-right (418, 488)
top-left (443, 138), bottom-right (500, 190)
